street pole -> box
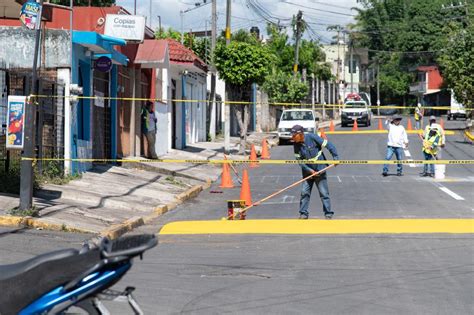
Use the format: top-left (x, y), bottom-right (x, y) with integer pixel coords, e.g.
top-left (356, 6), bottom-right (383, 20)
top-left (20, 0), bottom-right (44, 210)
top-left (157, 15), bottom-right (161, 36)
top-left (350, 38), bottom-right (354, 94)
top-left (293, 11), bottom-right (303, 75)
top-left (180, 10), bottom-right (184, 44)
top-left (376, 59), bottom-right (380, 115)
top-left (224, 0), bottom-right (231, 152)
top-left (149, 0), bottom-right (152, 28)
top-left (208, 0), bottom-right (217, 141)
top-left (134, 0), bottom-right (136, 15)
top-left (311, 73), bottom-right (315, 113)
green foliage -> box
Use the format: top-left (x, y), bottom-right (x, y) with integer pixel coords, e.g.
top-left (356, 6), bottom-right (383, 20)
top-left (9, 206), bottom-right (39, 217)
top-left (214, 41), bottom-right (272, 87)
top-left (353, 0), bottom-right (472, 103)
top-left (262, 70), bottom-right (309, 104)
top-left (50, 0), bottom-right (115, 6)
top-left (438, 24), bottom-right (474, 107)
top-left (155, 27), bottom-right (182, 42)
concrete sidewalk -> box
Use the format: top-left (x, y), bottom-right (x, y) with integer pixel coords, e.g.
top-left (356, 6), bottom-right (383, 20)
top-left (0, 132), bottom-right (281, 237)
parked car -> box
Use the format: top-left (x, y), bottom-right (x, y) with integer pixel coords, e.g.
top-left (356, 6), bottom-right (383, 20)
top-left (277, 109), bottom-right (318, 144)
top-left (341, 100), bottom-right (372, 127)
top-left (447, 89), bottom-right (466, 120)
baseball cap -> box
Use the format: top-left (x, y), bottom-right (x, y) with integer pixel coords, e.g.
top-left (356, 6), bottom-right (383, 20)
top-left (291, 124), bottom-right (304, 134)
top-left (391, 114), bottom-right (403, 121)
top-left (429, 115), bottom-right (436, 121)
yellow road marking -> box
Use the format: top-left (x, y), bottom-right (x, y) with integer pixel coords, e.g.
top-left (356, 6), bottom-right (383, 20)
top-left (159, 219), bottom-right (474, 235)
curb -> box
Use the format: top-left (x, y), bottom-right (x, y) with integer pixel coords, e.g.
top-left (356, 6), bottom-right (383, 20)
top-left (98, 179), bottom-right (213, 239)
top-left (0, 180), bottom-right (213, 239)
top-left (0, 215), bottom-right (92, 234)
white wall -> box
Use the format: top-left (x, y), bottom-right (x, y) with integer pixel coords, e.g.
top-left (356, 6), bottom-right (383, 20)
top-left (155, 67), bottom-right (170, 156)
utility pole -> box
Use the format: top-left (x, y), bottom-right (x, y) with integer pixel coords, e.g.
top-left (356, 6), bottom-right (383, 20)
top-left (180, 10), bottom-right (184, 44)
top-left (376, 59), bottom-right (380, 115)
top-left (293, 10), bottom-right (303, 75)
top-left (349, 36), bottom-right (354, 94)
top-left (311, 73), bottom-right (315, 113)
top-left (224, 0), bottom-right (231, 152)
top-left (20, 0), bottom-right (43, 211)
top-left (157, 15), bottom-right (161, 36)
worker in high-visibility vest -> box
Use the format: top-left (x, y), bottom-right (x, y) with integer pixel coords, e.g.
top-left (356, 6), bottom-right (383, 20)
top-left (424, 115), bottom-right (445, 157)
top-left (291, 124), bottom-right (339, 219)
top-left (414, 103), bottom-right (424, 129)
top-left (420, 128), bottom-right (441, 177)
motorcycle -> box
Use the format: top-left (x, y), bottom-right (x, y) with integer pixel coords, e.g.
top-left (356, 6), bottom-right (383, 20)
top-left (0, 234), bottom-right (157, 314)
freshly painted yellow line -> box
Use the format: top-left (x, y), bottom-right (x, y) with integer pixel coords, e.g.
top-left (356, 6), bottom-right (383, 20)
top-left (325, 130), bottom-right (455, 135)
top-left (159, 219), bottom-right (474, 235)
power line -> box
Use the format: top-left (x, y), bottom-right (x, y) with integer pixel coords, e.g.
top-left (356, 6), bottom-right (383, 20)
top-left (282, 1), bottom-right (356, 17)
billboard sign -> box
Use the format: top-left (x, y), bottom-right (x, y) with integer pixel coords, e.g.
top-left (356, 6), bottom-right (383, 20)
top-left (104, 14), bottom-right (146, 42)
top-left (19, 1), bottom-right (42, 30)
top-left (6, 96), bottom-right (27, 149)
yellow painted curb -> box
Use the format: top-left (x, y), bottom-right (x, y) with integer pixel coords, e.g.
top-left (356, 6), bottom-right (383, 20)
top-left (159, 219), bottom-right (474, 235)
top-left (465, 130), bottom-right (474, 141)
top-left (0, 215), bottom-right (91, 233)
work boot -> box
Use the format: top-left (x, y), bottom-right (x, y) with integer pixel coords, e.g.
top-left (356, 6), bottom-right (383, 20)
top-left (429, 173), bottom-right (434, 177)
top-left (324, 212), bottom-right (334, 219)
top-left (397, 172), bottom-right (403, 176)
top-left (419, 172), bottom-right (428, 177)
top-left (382, 172), bottom-right (388, 177)
top-left (299, 213), bottom-right (308, 220)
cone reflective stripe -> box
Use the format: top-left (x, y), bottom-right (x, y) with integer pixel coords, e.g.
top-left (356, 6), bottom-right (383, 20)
top-left (329, 120), bottom-right (335, 132)
top-left (261, 138), bottom-right (270, 159)
top-left (219, 156), bottom-right (234, 188)
top-left (240, 169), bottom-right (252, 206)
top-left (249, 144), bottom-right (259, 168)
top-left (407, 118), bottom-right (413, 131)
top-left (378, 118), bottom-right (383, 130)
top-left (352, 119), bottom-right (359, 131)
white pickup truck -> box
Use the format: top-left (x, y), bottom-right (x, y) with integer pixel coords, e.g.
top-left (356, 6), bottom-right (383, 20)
top-left (341, 100), bottom-right (372, 127)
top-left (447, 89), bottom-right (466, 120)
top-left (277, 109), bottom-right (318, 144)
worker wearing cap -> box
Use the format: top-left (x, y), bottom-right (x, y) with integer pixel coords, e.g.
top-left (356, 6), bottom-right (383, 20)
top-left (414, 103), bottom-right (424, 129)
top-left (291, 124), bottom-right (339, 219)
top-left (421, 128), bottom-right (441, 177)
top-left (424, 116), bottom-right (445, 157)
top-left (382, 115), bottom-right (408, 177)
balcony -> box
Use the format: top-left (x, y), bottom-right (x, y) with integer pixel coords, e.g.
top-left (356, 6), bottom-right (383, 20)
top-left (409, 81), bottom-right (426, 95)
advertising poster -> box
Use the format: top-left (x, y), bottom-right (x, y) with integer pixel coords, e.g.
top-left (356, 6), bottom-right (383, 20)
top-left (6, 96), bottom-right (27, 149)
top-left (19, 1), bottom-right (42, 30)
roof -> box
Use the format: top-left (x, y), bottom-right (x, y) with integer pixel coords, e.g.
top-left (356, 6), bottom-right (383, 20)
top-left (135, 39), bottom-right (168, 67)
top-left (417, 66), bottom-right (438, 72)
top-left (165, 39), bottom-right (208, 72)
top-left (72, 31), bottom-right (128, 65)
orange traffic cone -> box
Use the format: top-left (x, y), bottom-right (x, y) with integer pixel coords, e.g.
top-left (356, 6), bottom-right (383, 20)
top-left (319, 128), bottom-right (327, 140)
top-left (249, 144), bottom-right (259, 168)
top-left (219, 157), bottom-right (234, 188)
top-left (240, 169), bottom-right (252, 206)
top-left (352, 119), bottom-right (359, 131)
top-left (440, 118), bottom-right (445, 129)
top-left (261, 138), bottom-right (270, 159)
top-left (407, 118), bottom-right (413, 131)
top-left (378, 118), bottom-right (383, 130)
top-left (329, 120), bottom-right (335, 132)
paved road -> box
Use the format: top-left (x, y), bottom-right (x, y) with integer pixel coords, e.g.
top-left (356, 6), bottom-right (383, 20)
top-left (1, 117), bottom-right (473, 314)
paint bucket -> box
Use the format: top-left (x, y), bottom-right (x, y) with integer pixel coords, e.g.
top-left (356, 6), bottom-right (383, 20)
top-left (434, 164), bottom-right (445, 180)
top-left (227, 200), bottom-right (246, 220)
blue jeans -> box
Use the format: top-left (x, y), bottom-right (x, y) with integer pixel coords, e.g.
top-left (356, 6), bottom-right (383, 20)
top-left (415, 119), bottom-right (421, 130)
top-left (423, 152), bottom-right (435, 174)
top-left (299, 174), bottom-right (332, 216)
top-left (383, 146), bottom-right (403, 174)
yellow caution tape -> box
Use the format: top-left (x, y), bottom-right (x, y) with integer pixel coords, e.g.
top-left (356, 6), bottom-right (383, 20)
top-left (20, 157), bottom-right (474, 165)
top-left (325, 130), bottom-right (456, 135)
top-left (28, 94), bottom-right (472, 110)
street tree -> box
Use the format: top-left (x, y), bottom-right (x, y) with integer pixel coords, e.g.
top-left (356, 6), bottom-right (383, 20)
top-left (438, 24), bottom-right (474, 108)
top-left (214, 41), bottom-right (273, 153)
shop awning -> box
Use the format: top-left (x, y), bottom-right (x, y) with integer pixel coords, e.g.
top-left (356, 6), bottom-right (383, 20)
top-left (72, 31), bottom-right (128, 65)
top-left (135, 39), bottom-right (169, 68)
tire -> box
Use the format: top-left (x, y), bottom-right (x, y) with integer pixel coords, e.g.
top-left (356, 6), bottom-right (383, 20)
top-left (278, 138), bottom-right (285, 145)
top-left (341, 122), bottom-right (347, 128)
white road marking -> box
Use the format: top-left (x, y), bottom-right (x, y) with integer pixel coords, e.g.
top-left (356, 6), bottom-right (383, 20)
top-left (403, 149), bottom-right (417, 168)
top-left (337, 176), bottom-right (342, 183)
top-left (438, 186), bottom-right (465, 201)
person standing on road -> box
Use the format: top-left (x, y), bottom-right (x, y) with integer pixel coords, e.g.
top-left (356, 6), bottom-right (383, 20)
top-left (414, 103), bottom-right (424, 129)
top-left (141, 101), bottom-right (158, 159)
top-left (424, 116), bottom-right (445, 158)
top-left (291, 124), bottom-right (339, 219)
top-left (382, 115), bottom-right (408, 177)
top-left (421, 128), bottom-right (441, 177)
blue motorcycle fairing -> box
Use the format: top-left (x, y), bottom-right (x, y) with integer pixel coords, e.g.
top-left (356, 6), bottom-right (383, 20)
top-left (19, 263), bottom-right (131, 315)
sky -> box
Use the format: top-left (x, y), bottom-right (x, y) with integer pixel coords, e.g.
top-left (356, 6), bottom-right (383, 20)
top-left (115, 0), bottom-right (361, 43)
